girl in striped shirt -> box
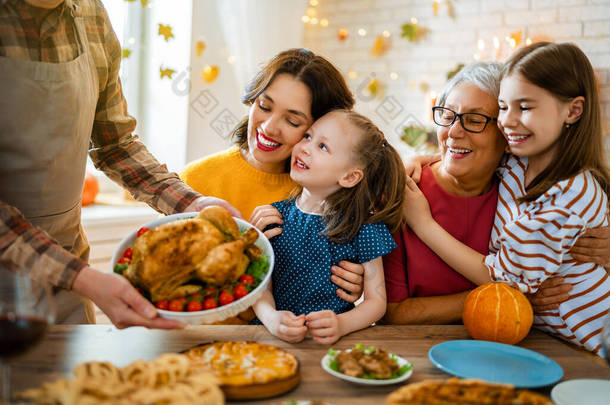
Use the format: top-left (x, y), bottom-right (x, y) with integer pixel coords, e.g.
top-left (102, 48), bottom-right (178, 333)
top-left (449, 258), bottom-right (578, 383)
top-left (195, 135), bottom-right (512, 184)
top-left (403, 42), bottom-right (610, 354)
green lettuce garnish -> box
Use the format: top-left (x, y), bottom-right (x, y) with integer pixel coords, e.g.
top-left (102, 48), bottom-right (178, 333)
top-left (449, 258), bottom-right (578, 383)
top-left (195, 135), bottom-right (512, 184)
top-left (113, 263), bottom-right (128, 275)
top-left (246, 255), bottom-right (270, 284)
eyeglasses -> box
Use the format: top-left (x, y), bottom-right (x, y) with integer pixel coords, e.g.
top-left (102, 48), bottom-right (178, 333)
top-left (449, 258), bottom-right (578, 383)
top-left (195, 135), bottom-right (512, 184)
top-left (432, 106), bottom-right (497, 133)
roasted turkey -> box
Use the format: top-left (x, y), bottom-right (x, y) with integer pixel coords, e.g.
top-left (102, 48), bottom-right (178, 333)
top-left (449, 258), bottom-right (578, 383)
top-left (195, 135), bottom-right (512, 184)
top-left (123, 206), bottom-right (262, 302)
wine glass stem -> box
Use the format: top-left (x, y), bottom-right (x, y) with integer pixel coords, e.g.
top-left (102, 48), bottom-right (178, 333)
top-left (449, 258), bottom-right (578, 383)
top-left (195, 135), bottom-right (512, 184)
top-left (1, 359), bottom-right (10, 403)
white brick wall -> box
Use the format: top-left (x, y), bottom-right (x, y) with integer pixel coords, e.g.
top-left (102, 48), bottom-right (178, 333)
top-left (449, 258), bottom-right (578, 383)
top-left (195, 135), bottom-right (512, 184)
top-left (303, 0), bottom-right (610, 155)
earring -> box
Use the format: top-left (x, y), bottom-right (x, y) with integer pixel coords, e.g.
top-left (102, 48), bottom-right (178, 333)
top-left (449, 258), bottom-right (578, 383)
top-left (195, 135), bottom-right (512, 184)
top-left (565, 123), bottom-right (571, 129)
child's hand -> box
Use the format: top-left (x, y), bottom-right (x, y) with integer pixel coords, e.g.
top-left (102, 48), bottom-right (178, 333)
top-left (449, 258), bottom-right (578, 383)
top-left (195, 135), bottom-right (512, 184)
top-left (403, 154), bottom-right (438, 183)
top-left (403, 176), bottom-right (433, 231)
top-left (306, 310), bottom-right (342, 345)
top-left (267, 311), bottom-right (307, 343)
top-left (250, 205), bottom-right (284, 239)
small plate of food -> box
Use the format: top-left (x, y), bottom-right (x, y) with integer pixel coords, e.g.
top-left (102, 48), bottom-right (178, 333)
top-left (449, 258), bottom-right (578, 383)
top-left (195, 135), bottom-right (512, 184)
top-left (321, 343), bottom-right (413, 385)
top-left (110, 206), bottom-right (274, 324)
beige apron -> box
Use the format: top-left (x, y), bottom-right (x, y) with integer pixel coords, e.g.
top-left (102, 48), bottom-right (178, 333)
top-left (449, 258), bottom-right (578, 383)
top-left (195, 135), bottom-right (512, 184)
top-left (0, 3), bottom-right (98, 323)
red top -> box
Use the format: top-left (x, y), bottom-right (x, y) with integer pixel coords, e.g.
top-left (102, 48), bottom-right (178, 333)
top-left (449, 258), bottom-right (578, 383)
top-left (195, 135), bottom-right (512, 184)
top-left (384, 163), bottom-right (498, 302)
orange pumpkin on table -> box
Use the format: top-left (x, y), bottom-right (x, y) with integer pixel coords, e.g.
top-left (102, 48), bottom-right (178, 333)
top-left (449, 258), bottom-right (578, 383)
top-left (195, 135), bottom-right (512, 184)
top-left (462, 282), bottom-right (533, 345)
top-left (81, 172), bottom-right (99, 206)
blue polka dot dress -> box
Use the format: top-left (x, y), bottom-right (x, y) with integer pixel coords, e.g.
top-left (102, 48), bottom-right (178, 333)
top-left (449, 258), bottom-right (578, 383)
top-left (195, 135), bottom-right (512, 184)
top-left (252, 198), bottom-right (397, 323)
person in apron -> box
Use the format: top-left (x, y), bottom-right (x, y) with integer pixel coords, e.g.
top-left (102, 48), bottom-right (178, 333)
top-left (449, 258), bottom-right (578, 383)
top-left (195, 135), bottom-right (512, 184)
top-left (0, 0), bottom-right (238, 328)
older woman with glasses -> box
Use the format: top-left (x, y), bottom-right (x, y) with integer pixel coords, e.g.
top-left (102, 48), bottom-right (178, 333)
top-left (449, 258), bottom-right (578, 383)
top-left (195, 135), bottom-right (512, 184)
top-left (383, 62), bottom-right (571, 324)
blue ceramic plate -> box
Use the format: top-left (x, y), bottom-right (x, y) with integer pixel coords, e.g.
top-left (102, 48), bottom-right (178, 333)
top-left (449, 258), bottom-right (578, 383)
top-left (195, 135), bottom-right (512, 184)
top-left (428, 340), bottom-right (563, 388)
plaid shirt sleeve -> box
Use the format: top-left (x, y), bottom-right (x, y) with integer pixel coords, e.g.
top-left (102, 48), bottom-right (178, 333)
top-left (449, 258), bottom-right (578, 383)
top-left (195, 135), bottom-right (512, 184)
top-left (87, 1), bottom-right (200, 215)
top-left (0, 0), bottom-right (200, 288)
top-left (0, 201), bottom-right (88, 289)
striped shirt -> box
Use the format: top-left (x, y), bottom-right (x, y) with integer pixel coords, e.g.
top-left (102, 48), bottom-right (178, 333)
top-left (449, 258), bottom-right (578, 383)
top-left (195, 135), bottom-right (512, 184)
top-left (485, 155), bottom-right (610, 354)
top-left (0, 0), bottom-right (200, 289)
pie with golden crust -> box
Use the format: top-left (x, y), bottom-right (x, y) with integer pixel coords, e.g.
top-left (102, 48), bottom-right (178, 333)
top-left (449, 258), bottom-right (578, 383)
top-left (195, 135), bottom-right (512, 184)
top-left (386, 378), bottom-right (553, 405)
top-left (183, 341), bottom-right (300, 400)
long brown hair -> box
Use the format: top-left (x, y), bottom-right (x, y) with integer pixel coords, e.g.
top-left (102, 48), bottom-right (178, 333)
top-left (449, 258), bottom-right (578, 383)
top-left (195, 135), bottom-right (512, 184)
top-left (231, 49), bottom-right (355, 152)
top-left (320, 111), bottom-right (406, 244)
top-left (503, 42), bottom-right (610, 201)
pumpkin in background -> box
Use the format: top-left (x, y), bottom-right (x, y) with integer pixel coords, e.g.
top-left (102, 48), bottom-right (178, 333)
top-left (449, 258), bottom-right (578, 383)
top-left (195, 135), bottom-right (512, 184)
top-left (463, 282), bottom-right (533, 345)
top-left (81, 172), bottom-right (99, 206)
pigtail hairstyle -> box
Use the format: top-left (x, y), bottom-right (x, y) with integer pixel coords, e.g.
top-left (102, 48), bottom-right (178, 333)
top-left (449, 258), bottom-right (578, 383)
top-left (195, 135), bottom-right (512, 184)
top-left (322, 111), bottom-right (406, 244)
top-left (503, 42), bottom-right (610, 201)
top-left (230, 48), bottom-right (354, 151)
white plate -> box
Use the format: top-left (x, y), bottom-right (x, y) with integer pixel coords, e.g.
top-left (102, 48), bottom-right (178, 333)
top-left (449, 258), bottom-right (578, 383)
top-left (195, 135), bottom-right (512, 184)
top-left (320, 349), bottom-right (413, 385)
top-left (110, 212), bottom-right (274, 325)
top-left (551, 379), bottom-right (610, 405)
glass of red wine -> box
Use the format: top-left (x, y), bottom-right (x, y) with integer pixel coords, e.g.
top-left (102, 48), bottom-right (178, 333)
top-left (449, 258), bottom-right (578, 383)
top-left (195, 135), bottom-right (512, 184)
top-left (0, 264), bottom-right (55, 402)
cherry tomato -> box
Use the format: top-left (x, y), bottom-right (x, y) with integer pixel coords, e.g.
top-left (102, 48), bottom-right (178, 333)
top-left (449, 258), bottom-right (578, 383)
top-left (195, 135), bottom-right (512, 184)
top-left (189, 292), bottom-right (202, 302)
top-left (136, 227), bottom-right (149, 237)
top-left (118, 256), bottom-right (131, 264)
top-left (219, 290), bottom-right (235, 306)
top-left (155, 300), bottom-right (169, 310)
top-left (187, 300), bottom-right (203, 312)
top-left (122, 247), bottom-right (133, 259)
top-left (238, 274), bottom-right (255, 285)
top-left (176, 296), bottom-right (188, 304)
top-left (233, 284), bottom-right (249, 300)
top-left (203, 297), bottom-right (218, 310)
top-left (169, 298), bottom-right (185, 312)
top-left (203, 286), bottom-right (218, 298)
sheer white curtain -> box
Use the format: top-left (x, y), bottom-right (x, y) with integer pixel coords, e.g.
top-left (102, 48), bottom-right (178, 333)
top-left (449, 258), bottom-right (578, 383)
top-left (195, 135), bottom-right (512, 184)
top-left (105, 0), bottom-right (309, 168)
top-left (217, 0), bottom-right (308, 96)
top-left (185, 0), bottom-right (308, 161)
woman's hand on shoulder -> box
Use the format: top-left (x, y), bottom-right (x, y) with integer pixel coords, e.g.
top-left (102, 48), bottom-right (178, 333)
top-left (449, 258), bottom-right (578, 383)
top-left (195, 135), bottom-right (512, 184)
top-left (331, 261), bottom-right (364, 303)
top-left (570, 224), bottom-right (610, 269)
top-left (266, 310), bottom-right (307, 343)
top-left (527, 277), bottom-right (572, 312)
top-left (306, 310), bottom-right (341, 345)
top-left (250, 205), bottom-right (284, 238)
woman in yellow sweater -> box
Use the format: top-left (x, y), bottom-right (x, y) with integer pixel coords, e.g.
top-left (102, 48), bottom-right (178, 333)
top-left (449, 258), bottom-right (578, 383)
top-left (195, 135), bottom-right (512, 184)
top-left (181, 49), bottom-right (365, 311)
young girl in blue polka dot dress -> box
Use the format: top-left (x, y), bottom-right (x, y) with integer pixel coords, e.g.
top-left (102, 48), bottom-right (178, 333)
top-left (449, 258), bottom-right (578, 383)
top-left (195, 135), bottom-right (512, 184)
top-left (250, 110), bottom-right (406, 344)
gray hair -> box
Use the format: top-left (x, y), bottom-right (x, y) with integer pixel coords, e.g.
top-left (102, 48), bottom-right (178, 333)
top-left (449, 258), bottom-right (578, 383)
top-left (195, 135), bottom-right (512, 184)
top-left (437, 62), bottom-right (503, 107)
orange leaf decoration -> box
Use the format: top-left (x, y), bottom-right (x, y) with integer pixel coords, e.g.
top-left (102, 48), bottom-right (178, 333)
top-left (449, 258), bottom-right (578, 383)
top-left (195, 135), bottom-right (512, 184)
top-left (158, 24), bottom-right (174, 42)
top-left (371, 35), bottom-right (389, 56)
top-left (463, 282), bottom-right (533, 345)
top-left (366, 78), bottom-right (379, 96)
top-left (195, 40), bottom-right (206, 58)
top-left (432, 1), bottom-right (440, 16)
top-left (509, 29), bottom-right (522, 47)
top-left (202, 65), bottom-right (219, 83)
top-left (160, 66), bottom-right (176, 79)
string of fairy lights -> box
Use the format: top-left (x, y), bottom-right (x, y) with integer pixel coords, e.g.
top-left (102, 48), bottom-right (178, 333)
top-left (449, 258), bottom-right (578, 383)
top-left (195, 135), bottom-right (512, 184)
top-left (119, 0), bottom-right (550, 104)
top-left (299, 0), bottom-right (552, 151)
top-left (301, 0), bottom-right (544, 102)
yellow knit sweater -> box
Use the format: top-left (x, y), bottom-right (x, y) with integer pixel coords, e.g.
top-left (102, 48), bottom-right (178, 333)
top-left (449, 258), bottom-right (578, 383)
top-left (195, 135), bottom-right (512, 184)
top-left (180, 146), bottom-right (297, 220)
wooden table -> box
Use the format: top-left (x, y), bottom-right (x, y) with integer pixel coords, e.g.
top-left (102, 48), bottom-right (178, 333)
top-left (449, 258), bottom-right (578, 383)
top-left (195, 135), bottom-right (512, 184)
top-left (9, 325), bottom-right (610, 404)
